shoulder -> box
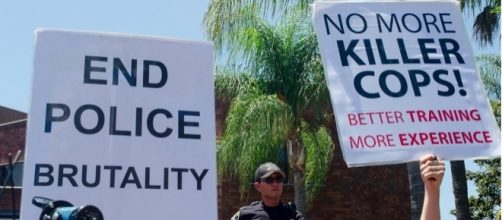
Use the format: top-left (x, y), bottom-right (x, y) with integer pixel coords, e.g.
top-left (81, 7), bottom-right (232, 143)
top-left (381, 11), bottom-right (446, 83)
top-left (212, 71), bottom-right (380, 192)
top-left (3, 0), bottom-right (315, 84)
top-left (230, 211), bottom-right (240, 220)
top-left (239, 201), bottom-right (263, 213)
top-left (233, 201), bottom-right (266, 220)
top-left (240, 201), bottom-right (263, 211)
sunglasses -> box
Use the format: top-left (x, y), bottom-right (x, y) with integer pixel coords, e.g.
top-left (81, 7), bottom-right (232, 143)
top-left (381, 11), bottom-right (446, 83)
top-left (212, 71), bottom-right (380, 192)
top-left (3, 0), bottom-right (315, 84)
top-left (260, 176), bottom-right (284, 184)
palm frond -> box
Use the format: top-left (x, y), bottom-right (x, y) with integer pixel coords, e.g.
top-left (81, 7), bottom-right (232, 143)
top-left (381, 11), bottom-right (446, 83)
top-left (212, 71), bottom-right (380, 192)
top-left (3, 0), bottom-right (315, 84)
top-left (214, 66), bottom-right (256, 103)
top-left (208, 1), bottom-right (336, 209)
top-left (460, 0), bottom-right (483, 13)
top-left (459, 0), bottom-right (500, 47)
top-left (230, 12), bottom-right (324, 117)
top-left (476, 54), bottom-right (501, 100)
top-left (298, 58), bottom-right (331, 128)
top-left (203, 0), bottom-right (312, 52)
top-left (473, 5), bottom-right (500, 47)
top-left (301, 123), bottom-right (334, 206)
top-left (218, 91), bottom-right (295, 194)
top-left (489, 100), bottom-right (501, 125)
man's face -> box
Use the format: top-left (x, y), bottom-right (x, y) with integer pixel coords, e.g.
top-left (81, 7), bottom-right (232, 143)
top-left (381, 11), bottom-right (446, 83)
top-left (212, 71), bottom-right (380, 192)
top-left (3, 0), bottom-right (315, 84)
top-left (254, 173), bottom-right (284, 200)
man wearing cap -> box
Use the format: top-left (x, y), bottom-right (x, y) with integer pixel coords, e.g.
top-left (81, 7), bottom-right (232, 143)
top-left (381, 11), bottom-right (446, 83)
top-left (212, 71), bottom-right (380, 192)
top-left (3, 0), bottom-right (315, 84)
top-left (231, 155), bottom-right (444, 220)
top-left (231, 162), bottom-right (303, 220)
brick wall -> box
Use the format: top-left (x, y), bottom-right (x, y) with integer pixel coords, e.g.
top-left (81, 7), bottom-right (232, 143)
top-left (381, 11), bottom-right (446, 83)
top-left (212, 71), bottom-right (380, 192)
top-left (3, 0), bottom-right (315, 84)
top-left (0, 188), bottom-right (21, 215)
top-left (217, 147), bottom-right (411, 220)
top-left (0, 120), bottom-right (26, 212)
top-left (0, 121), bottom-right (26, 165)
top-left (215, 99), bottom-right (411, 220)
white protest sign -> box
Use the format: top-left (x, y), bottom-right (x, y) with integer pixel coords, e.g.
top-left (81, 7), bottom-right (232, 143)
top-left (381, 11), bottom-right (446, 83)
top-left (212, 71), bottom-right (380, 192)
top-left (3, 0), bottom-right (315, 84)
top-left (21, 29), bottom-right (217, 219)
top-left (314, 1), bottom-right (501, 167)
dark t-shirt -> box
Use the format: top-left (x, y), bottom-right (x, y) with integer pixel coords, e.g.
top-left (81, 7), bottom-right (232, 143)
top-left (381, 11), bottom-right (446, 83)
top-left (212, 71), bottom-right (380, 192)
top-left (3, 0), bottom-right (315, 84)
top-left (235, 201), bottom-right (303, 220)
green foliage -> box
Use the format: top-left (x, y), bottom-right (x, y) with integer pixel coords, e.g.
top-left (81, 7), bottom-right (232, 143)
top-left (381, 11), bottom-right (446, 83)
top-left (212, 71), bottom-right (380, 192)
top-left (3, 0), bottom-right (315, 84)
top-left (203, 0), bottom-right (312, 52)
top-left (458, 0), bottom-right (500, 46)
top-left (479, 53), bottom-right (501, 126)
top-left (218, 87), bottom-right (294, 192)
top-left (214, 66), bottom-right (255, 103)
top-left (466, 159), bottom-right (501, 219)
top-left (457, 54), bottom-right (501, 219)
top-left (302, 123), bottom-right (333, 205)
top-left (210, 2), bottom-right (334, 209)
top-left (489, 100), bottom-right (501, 125)
top-left (238, 13), bottom-right (329, 124)
top-left (477, 54), bottom-right (501, 100)
top-left (478, 54), bottom-right (501, 125)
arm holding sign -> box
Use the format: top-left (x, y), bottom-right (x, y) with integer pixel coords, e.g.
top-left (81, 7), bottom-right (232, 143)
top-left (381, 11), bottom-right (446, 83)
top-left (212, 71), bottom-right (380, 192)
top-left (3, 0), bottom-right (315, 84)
top-left (420, 154), bottom-right (445, 220)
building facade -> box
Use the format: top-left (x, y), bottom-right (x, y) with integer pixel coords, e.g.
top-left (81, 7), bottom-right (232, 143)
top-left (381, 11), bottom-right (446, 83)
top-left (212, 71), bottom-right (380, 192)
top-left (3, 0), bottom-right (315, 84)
top-left (0, 106), bottom-right (26, 218)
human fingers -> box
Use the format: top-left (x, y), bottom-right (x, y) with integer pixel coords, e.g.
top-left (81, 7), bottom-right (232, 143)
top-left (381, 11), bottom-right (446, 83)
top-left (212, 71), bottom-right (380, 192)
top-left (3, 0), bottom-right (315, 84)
top-left (420, 159), bottom-right (445, 181)
top-left (423, 167), bottom-right (445, 184)
top-left (419, 154), bottom-right (437, 165)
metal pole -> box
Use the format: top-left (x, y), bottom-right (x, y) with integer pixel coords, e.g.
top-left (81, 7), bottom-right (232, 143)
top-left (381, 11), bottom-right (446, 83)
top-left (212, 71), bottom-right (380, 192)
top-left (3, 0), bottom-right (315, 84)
top-left (8, 153), bottom-right (15, 220)
top-left (0, 150), bottom-right (21, 219)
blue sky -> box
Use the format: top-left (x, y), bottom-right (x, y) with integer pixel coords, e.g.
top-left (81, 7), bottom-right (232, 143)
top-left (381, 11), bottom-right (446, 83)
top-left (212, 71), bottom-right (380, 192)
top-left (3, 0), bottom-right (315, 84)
top-left (0, 1), bottom-right (499, 219)
top-left (0, 1), bottom-right (210, 112)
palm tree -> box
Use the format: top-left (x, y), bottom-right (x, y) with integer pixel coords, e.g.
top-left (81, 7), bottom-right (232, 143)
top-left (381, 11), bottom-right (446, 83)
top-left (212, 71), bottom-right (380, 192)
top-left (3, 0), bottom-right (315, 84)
top-left (464, 54), bottom-right (500, 220)
top-left (477, 54), bottom-right (501, 101)
top-left (211, 11), bottom-right (334, 216)
top-left (204, 0), bottom-right (312, 55)
top-left (451, 161), bottom-right (472, 220)
top-left (452, 1), bottom-right (500, 218)
top-left (448, 55), bottom-right (500, 220)
top-left (459, 0), bottom-right (501, 46)
top-left (205, 1), bottom-right (429, 218)
top-left (478, 54), bottom-right (501, 125)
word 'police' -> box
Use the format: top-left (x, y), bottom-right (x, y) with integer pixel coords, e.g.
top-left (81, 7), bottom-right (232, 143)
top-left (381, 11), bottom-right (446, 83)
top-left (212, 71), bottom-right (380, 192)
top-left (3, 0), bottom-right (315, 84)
top-left (45, 104), bottom-right (201, 139)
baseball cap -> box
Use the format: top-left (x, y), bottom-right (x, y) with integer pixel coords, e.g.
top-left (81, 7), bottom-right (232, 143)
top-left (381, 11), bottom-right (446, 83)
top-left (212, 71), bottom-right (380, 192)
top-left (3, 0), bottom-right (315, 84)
top-left (254, 162), bottom-right (285, 182)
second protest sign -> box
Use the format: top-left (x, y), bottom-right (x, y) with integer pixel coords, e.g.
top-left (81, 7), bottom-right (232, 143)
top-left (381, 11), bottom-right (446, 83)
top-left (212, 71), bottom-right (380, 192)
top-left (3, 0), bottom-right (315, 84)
top-left (314, 1), bottom-right (500, 167)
